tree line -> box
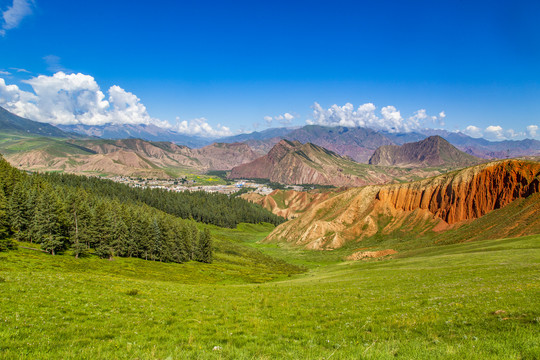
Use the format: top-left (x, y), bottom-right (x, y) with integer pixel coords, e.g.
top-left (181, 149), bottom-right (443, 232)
top-left (41, 173), bottom-right (286, 228)
top-left (0, 156), bottom-right (212, 263)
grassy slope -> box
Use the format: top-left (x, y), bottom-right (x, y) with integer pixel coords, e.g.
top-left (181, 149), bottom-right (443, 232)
top-left (1, 226), bottom-right (538, 359)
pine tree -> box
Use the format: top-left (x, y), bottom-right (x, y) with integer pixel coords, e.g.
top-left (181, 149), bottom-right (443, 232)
top-left (32, 190), bottom-right (67, 255)
top-left (150, 218), bottom-right (162, 261)
top-left (93, 201), bottom-right (114, 260)
top-left (0, 187), bottom-right (16, 251)
top-left (111, 211), bottom-right (129, 257)
top-left (68, 189), bottom-right (92, 258)
top-left (197, 228), bottom-right (213, 263)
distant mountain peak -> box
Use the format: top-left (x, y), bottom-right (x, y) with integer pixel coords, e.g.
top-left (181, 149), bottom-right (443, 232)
top-left (369, 135), bottom-right (481, 167)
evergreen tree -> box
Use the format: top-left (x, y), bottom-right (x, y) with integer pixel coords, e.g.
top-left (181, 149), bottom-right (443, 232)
top-left (0, 187), bottom-right (16, 251)
top-left (33, 191), bottom-right (67, 255)
top-left (67, 189), bottom-right (92, 258)
top-left (197, 228), bottom-right (213, 263)
top-left (93, 202), bottom-right (114, 259)
top-left (111, 211), bottom-right (129, 257)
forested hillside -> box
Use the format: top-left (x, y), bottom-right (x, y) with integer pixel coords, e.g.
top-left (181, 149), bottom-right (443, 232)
top-left (0, 156), bottom-right (214, 263)
top-left (41, 173), bottom-right (285, 228)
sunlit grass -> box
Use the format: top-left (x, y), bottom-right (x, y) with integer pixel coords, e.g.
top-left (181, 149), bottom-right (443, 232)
top-left (0, 231), bottom-right (538, 359)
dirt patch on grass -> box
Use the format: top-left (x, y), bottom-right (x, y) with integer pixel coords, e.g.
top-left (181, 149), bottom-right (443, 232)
top-left (346, 249), bottom-right (397, 261)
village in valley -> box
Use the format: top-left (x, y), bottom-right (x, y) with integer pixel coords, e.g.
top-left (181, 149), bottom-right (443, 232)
top-left (106, 175), bottom-right (286, 195)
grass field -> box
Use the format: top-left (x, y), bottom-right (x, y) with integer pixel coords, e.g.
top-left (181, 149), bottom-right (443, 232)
top-left (1, 226), bottom-right (539, 359)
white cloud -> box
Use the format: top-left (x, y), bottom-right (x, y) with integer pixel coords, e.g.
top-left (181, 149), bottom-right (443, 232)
top-left (0, 72), bottom-right (237, 137)
top-left (527, 125), bottom-right (538, 138)
top-left (0, 77), bottom-right (40, 118)
top-left (308, 102), bottom-right (445, 133)
top-left (173, 117), bottom-right (232, 138)
top-left (484, 125), bottom-right (505, 140)
top-left (264, 112), bottom-right (297, 126)
top-left (0, 70), bottom-right (11, 76)
top-left (1, 0), bottom-right (34, 36)
top-left (0, 72), bottom-right (169, 127)
top-left (463, 124), bottom-right (533, 140)
top-left (463, 125), bottom-right (483, 138)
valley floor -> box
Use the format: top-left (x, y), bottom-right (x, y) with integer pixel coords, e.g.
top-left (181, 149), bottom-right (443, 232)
top-left (0, 229), bottom-right (539, 359)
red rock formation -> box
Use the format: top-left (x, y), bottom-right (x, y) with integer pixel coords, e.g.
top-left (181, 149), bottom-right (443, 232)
top-left (265, 159), bottom-right (540, 249)
top-left (376, 160), bottom-right (540, 224)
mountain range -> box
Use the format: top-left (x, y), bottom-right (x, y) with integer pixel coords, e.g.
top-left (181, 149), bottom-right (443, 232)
top-left (2, 106), bottom-right (539, 163)
top-left (229, 138), bottom-right (471, 187)
top-left (1, 105), bottom-right (539, 187)
top-left (57, 123), bottom-right (211, 148)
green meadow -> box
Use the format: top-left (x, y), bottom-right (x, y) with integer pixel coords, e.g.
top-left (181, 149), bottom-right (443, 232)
top-left (1, 224), bottom-right (539, 359)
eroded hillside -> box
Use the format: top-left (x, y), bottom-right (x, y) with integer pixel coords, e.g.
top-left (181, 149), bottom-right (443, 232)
top-left (265, 159), bottom-right (540, 250)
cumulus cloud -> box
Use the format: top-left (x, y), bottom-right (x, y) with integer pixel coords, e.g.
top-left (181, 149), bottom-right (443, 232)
top-left (484, 125), bottom-right (505, 140)
top-left (527, 125), bottom-right (538, 138)
top-left (0, 0), bottom-right (34, 36)
top-left (0, 72), bottom-right (171, 127)
top-left (173, 117), bottom-right (232, 138)
top-left (0, 72), bottom-right (238, 137)
top-left (463, 125), bottom-right (483, 138)
top-left (307, 102), bottom-right (446, 133)
top-left (462, 124), bottom-right (535, 140)
top-left (264, 112), bottom-right (297, 126)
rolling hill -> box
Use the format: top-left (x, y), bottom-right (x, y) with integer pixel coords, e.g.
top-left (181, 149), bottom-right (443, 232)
top-left (368, 135), bottom-right (482, 167)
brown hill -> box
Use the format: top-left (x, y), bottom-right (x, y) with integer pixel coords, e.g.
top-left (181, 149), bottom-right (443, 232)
top-left (192, 142), bottom-right (259, 171)
top-left (229, 139), bottom-right (468, 187)
top-left (3, 137), bottom-right (259, 178)
top-left (229, 140), bottom-right (394, 187)
top-left (369, 136), bottom-right (481, 167)
top-left (265, 159), bottom-right (540, 250)
top-left (79, 139), bottom-right (258, 171)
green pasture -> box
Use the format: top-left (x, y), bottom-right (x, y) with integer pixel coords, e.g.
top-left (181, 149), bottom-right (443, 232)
top-left (0, 225), bottom-right (538, 359)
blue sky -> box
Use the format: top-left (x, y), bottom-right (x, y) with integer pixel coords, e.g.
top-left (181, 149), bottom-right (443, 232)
top-left (0, 0), bottom-right (539, 139)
